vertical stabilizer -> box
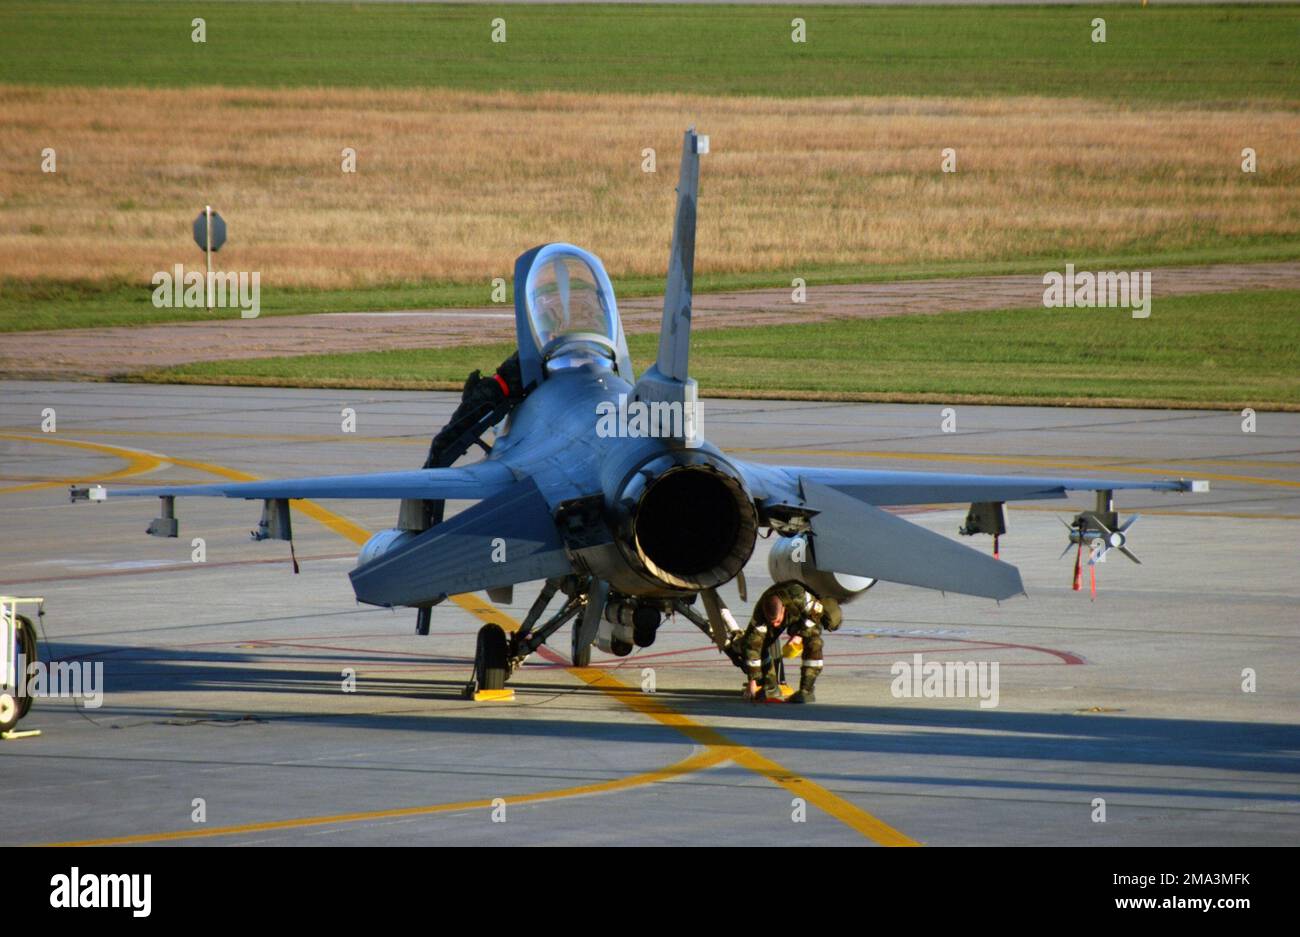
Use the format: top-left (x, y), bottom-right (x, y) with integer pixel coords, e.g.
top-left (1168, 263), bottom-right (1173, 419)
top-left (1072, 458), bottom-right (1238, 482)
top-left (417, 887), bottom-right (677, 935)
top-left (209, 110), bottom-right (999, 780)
top-left (632, 127), bottom-right (707, 431)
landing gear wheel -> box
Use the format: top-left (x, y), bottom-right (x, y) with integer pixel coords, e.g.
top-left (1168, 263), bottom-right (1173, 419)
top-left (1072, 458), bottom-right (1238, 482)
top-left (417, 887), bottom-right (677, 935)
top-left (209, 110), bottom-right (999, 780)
top-left (570, 623), bottom-right (591, 667)
top-left (0, 692), bottom-right (16, 733)
top-left (474, 623), bottom-right (509, 691)
top-left (16, 615), bottom-right (36, 721)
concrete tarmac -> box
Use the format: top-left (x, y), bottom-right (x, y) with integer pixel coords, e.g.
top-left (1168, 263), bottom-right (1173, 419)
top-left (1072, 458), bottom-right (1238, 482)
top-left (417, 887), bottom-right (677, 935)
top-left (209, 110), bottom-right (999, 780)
top-left (1, 382), bottom-right (1296, 846)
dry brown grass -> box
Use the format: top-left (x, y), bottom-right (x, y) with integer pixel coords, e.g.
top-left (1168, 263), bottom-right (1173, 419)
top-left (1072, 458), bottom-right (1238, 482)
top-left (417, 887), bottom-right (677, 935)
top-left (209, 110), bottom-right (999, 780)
top-left (2, 85), bottom-right (1298, 289)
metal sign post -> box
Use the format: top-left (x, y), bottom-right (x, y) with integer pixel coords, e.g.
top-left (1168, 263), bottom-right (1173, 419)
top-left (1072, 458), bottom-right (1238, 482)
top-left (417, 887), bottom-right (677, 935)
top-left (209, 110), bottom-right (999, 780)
top-left (205, 205), bottom-right (213, 309)
top-left (193, 208), bottom-right (226, 311)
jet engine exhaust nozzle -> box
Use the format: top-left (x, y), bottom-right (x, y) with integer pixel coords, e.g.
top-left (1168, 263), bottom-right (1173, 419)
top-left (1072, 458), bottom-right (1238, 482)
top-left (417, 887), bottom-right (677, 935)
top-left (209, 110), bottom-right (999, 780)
top-left (628, 463), bottom-right (757, 592)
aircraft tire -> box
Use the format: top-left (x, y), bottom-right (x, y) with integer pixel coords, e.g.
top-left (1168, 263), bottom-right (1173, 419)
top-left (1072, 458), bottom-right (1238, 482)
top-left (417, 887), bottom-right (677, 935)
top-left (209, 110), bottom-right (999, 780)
top-left (476, 624), bottom-right (509, 691)
top-left (16, 615), bottom-right (36, 720)
top-left (571, 624), bottom-right (592, 668)
top-left (0, 692), bottom-right (16, 733)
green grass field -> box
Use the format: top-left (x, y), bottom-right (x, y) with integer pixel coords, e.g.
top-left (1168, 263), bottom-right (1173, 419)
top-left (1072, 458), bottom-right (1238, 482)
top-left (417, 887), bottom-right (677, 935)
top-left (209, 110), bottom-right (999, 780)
top-left (2, 3), bottom-right (1298, 102)
top-left (6, 3), bottom-right (1298, 407)
top-left (135, 289), bottom-right (1300, 409)
top-left (9, 242), bottom-right (1299, 334)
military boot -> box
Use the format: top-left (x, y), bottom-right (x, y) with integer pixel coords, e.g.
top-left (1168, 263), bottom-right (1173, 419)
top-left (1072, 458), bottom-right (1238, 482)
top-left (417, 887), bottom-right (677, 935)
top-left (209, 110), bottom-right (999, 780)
top-left (788, 666), bottom-right (819, 704)
top-left (760, 674), bottom-right (785, 703)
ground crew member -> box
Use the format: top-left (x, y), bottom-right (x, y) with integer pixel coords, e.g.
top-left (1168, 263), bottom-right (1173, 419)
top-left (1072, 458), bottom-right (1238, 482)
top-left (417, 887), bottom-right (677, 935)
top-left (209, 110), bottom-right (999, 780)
top-left (739, 581), bottom-right (840, 704)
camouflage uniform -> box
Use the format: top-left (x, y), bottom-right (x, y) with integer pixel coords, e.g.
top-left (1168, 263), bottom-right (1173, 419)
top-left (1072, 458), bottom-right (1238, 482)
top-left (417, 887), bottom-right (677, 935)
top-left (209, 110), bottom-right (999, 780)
top-left (740, 581), bottom-right (832, 703)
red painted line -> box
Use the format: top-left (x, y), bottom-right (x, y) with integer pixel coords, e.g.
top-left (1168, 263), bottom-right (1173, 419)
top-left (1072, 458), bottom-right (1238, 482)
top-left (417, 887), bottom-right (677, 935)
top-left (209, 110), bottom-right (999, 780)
top-left (227, 639), bottom-right (450, 659)
top-left (962, 640), bottom-right (1085, 666)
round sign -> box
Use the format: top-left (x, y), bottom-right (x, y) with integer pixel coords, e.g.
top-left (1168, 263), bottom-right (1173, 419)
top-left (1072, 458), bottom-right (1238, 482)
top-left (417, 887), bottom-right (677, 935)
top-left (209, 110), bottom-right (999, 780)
top-left (193, 211), bottom-right (227, 252)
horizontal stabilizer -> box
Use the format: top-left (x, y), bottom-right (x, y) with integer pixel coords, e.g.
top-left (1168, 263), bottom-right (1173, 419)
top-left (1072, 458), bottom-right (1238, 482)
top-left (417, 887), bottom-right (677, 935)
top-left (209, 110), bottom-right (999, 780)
top-left (803, 480), bottom-right (1024, 601)
top-left (349, 477), bottom-right (572, 607)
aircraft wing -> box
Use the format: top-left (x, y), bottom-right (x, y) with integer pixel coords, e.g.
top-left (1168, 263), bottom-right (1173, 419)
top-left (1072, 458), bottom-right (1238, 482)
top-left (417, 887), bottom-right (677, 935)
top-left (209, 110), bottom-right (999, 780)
top-left (731, 462), bottom-right (1206, 601)
top-left (96, 460), bottom-right (518, 502)
top-left (736, 462), bottom-right (1205, 507)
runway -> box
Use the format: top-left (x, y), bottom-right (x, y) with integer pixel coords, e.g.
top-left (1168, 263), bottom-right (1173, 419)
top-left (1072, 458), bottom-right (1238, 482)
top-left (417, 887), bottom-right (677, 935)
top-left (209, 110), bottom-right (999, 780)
top-left (1, 381), bottom-right (1297, 846)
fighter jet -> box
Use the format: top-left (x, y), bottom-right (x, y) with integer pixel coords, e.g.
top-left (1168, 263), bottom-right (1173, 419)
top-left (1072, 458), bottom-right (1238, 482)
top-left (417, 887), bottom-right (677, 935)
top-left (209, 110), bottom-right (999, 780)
top-left (73, 128), bottom-right (1208, 694)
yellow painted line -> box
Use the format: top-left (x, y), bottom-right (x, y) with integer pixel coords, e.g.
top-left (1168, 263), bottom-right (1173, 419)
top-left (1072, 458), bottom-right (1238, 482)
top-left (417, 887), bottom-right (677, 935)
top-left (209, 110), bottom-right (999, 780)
top-left (292, 500), bottom-right (376, 546)
top-left (18, 438), bottom-right (740, 846)
top-left (444, 586), bottom-right (916, 841)
top-left (567, 665), bottom-right (920, 846)
top-left (39, 747), bottom-right (729, 847)
top-left (730, 447), bottom-right (1300, 489)
top-left (160, 454), bottom-right (381, 547)
top-left (26, 437), bottom-right (917, 845)
top-left (0, 432), bottom-right (165, 493)
top-left (1161, 457), bottom-right (1300, 470)
top-left (450, 590), bottom-right (525, 633)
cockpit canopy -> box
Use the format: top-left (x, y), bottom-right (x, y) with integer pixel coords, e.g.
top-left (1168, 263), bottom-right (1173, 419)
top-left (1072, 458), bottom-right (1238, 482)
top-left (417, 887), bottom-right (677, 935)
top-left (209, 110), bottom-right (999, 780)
top-left (513, 243), bottom-right (633, 386)
top-left (527, 253), bottom-right (613, 350)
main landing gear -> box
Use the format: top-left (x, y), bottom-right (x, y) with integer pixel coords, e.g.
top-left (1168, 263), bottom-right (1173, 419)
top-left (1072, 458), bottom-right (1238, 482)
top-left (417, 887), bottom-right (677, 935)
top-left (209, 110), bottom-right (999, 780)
top-left (463, 623), bottom-right (512, 701)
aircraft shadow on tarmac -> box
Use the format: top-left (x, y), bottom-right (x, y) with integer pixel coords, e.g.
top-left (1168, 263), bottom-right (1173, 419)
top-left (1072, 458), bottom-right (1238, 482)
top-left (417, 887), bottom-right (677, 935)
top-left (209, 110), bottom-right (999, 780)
top-left (31, 640), bottom-right (1300, 806)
